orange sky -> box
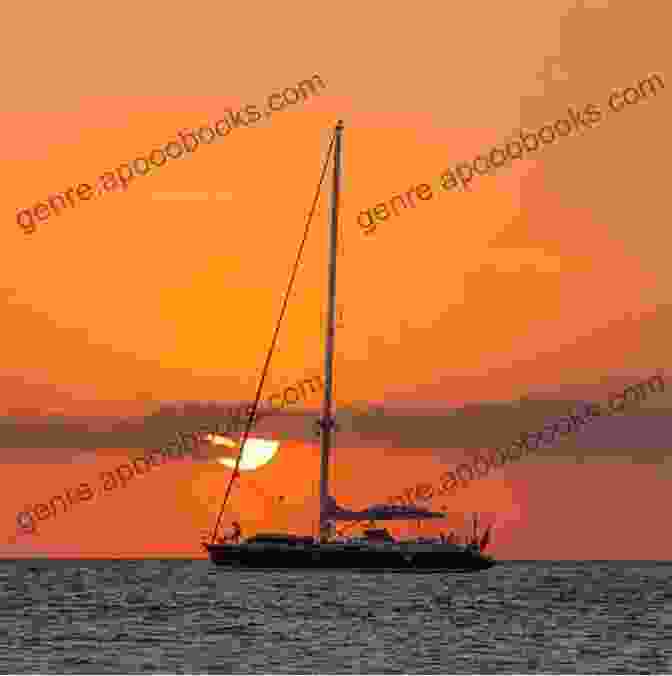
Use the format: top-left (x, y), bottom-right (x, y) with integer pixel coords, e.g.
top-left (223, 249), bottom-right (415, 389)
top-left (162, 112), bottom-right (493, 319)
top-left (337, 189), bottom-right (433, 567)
top-left (1, 0), bottom-right (671, 558)
top-left (4, 442), bottom-right (671, 559)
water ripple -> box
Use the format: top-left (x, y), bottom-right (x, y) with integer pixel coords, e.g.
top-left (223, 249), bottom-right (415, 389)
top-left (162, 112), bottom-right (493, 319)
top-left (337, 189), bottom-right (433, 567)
top-left (0, 560), bottom-right (670, 673)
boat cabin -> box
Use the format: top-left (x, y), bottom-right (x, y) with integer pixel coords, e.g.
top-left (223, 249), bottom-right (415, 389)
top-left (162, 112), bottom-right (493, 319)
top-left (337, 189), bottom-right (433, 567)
top-left (245, 533), bottom-right (315, 546)
top-left (362, 528), bottom-right (395, 543)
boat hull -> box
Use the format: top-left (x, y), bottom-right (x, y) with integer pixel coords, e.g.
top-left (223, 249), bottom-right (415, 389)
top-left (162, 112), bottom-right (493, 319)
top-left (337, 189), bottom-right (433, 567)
top-left (203, 542), bottom-right (495, 571)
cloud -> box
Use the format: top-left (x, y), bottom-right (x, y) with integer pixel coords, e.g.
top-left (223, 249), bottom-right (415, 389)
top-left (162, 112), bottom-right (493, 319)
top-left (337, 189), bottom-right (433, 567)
top-left (150, 192), bottom-right (233, 202)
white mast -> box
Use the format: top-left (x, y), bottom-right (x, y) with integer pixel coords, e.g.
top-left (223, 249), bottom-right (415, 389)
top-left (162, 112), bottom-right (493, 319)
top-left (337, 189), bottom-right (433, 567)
top-left (318, 120), bottom-right (344, 541)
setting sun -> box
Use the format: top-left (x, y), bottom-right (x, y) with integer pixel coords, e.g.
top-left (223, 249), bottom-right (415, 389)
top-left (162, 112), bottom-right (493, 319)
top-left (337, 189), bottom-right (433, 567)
top-left (205, 434), bottom-right (280, 471)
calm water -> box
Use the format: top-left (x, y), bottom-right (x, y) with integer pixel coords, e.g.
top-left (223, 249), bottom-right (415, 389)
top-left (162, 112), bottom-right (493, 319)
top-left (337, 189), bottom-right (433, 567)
top-left (0, 560), bottom-right (670, 673)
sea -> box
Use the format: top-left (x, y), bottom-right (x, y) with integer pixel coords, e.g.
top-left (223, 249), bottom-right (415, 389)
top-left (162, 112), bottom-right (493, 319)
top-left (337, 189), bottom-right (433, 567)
top-left (0, 560), bottom-right (670, 674)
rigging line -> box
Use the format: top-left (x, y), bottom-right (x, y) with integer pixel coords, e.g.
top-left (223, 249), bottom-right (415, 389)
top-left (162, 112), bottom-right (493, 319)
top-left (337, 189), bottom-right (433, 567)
top-left (210, 127), bottom-right (338, 545)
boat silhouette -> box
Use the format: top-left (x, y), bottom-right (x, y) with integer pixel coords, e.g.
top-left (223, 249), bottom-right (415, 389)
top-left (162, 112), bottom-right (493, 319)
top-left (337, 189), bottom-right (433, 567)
top-left (203, 121), bottom-right (496, 571)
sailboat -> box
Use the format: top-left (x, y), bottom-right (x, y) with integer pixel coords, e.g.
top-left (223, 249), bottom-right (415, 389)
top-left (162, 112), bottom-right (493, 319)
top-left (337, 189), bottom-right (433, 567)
top-left (203, 121), bottom-right (496, 571)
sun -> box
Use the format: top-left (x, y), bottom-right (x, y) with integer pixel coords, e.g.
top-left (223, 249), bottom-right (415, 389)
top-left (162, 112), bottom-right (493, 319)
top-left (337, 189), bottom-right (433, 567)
top-left (205, 434), bottom-right (280, 471)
